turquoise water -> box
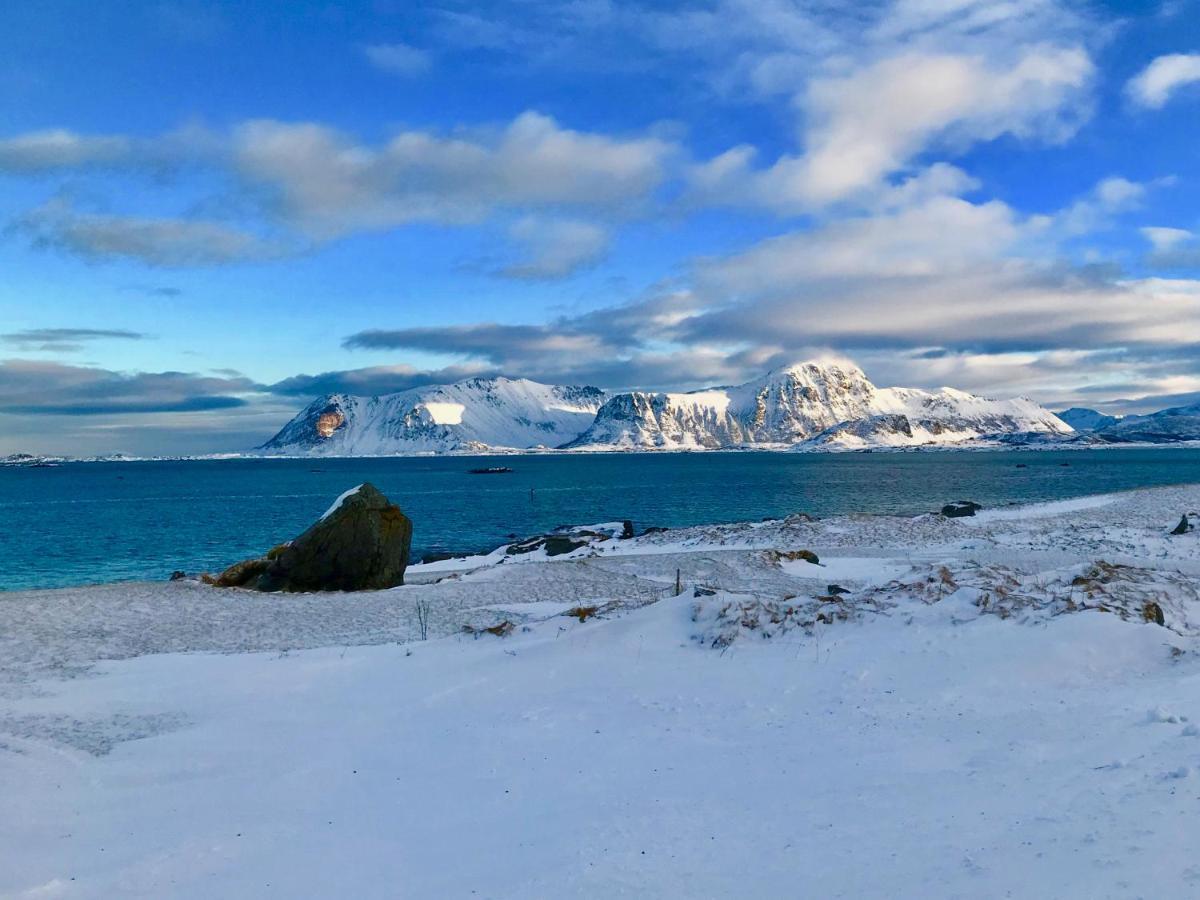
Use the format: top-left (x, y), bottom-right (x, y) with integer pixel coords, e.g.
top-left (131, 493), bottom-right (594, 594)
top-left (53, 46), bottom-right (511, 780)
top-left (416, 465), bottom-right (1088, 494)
top-left (2, 448), bottom-right (1198, 591)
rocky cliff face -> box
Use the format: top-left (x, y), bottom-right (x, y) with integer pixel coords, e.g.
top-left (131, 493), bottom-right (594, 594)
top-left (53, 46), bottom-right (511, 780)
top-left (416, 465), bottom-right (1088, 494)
top-left (568, 362), bottom-right (1073, 450)
top-left (260, 377), bottom-right (606, 454)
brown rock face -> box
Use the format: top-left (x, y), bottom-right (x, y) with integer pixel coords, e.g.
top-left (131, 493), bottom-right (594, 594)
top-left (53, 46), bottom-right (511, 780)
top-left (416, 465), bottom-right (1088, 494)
top-left (210, 483), bottom-right (412, 592)
top-left (315, 410), bottom-right (345, 438)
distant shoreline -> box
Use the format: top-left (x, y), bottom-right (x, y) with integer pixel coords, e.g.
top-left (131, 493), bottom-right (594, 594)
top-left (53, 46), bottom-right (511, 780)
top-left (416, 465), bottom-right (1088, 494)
top-left (7, 440), bottom-right (1200, 465)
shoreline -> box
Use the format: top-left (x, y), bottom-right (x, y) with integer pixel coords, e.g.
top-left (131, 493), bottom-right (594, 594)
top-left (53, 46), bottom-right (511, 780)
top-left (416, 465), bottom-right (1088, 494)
top-left (6, 478), bottom-right (1200, 595)
top-left (6, 439), bottom-right (1200, 465)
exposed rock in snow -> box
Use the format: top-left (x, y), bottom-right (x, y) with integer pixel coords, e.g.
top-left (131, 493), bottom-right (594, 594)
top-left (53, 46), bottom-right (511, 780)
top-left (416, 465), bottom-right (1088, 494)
top-left (568, 361), bottom-right (1073, 450)
top-left (259, 377), bottom-right (607, 454)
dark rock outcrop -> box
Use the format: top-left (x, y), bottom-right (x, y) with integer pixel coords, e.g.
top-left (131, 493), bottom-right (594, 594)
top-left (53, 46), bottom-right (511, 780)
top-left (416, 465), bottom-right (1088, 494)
top-left (506, 534), bottom-right (589, 557)
top-left (942, 501), bottom-right (983, 518)
top-left (208, 483), bottom-right (412, 592)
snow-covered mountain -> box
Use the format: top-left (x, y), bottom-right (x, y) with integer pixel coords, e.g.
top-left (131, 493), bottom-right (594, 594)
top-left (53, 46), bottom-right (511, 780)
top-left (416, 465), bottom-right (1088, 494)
top-left (567, 362), bottom-right (1073, 450)
top-left (1090, 402), bottom-right (1200, 443)
top-left (260, 362), bottom-right (1073, 455)
top-left (1056, 408), bottom-right (1119, 432)
top-left (260, 377), bottom-right (606, 455)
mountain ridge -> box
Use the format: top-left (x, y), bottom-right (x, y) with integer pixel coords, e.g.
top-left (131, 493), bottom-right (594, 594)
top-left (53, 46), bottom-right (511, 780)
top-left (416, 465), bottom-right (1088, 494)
top-left (259, 362), bottom-right (1078, 455)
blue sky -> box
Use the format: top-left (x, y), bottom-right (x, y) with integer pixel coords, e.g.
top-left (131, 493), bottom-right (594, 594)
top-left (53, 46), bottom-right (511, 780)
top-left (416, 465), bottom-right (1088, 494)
top-left (1, 0), bottom-right (1199, 454)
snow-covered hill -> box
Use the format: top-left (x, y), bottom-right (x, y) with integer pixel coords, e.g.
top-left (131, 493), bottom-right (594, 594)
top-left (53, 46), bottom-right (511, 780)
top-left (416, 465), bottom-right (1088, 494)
top-left (567, 362), bottom-right (1072, 450)
top-left (1056, 407), bottom-right (1119, 432)
top-left (1092, 402), bottom-right (1200, 443)
top-left (260, 377), bottom-right (606, 455)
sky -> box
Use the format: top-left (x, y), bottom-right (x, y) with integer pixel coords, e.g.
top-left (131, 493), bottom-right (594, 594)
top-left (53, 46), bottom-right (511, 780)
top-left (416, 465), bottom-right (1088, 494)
top-left (1, 0), bottom-right (1199, 455)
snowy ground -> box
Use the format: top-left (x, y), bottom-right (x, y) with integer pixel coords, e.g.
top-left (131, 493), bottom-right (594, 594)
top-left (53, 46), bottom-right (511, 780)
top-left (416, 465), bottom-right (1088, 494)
top-left (3, 484), bottom-right (1200, 897)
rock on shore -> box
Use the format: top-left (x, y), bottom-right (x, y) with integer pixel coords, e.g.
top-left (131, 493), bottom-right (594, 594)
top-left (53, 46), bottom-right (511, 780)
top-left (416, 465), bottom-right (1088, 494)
top-left (209, 483), bottom-right (412, 592)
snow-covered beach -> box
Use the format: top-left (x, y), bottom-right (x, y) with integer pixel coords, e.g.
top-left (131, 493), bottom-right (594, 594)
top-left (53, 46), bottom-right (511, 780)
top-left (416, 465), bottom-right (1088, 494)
top-left (4, 483), bottom-right (1200, 898)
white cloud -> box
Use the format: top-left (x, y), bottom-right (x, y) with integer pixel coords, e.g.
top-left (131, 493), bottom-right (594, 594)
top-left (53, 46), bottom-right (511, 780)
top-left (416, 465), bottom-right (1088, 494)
top-left (1142, 226), bottom-right (1193, 251)
top-left (797, 46), bottom-right (1092, 204)
top-left (1142, 226), bottom-right (1200, 269)
top-left (499, 217), bottom-right (610, 279)
top-left (685, 190), bottom-right (1200, 353)
top-left (1054, 176), bottom-right (1146, 235)
top-left (1126, 53), bottom-right (1200, 108)
top-left (686, 45), bottom-right (1093, 213)
top-left (231, 111), bottom-right (674, 238)
top-left (0, 129), bottom-right (132, 173)
top-left (16, 199), bottom-right (288, 267)
top-left (362, 42), bottom-right (432, 76)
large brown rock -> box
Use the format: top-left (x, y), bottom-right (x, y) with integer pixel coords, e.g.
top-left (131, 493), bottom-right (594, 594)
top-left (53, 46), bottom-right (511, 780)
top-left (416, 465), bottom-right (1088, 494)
top-left (211, 483), bottom-right (412, 592)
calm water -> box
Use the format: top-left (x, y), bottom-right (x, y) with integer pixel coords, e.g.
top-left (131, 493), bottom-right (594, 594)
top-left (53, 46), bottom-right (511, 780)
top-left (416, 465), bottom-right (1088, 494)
top-left (2, 448), bottom-right (1199, 591)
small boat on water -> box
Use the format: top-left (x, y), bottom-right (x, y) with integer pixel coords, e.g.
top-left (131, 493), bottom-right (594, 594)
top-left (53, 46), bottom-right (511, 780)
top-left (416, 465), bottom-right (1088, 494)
top-left (468, 466), bottom-right (513, 474)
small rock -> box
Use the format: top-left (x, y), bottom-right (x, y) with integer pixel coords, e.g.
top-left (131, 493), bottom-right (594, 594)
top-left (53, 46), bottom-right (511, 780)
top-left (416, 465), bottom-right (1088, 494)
top-left (827, 584), bottom-right (851, 596)
top-left (168, 570), bottom-right (188, 581)
top-left (1143, 601), bottom-right (1166, 626)
top-left (1170, 514), bottom-right (1190, 536)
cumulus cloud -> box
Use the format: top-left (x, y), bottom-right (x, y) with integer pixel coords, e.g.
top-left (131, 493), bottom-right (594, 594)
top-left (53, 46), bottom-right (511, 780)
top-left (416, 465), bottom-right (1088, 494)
top-left (362, 42), bottom-right (432, 76)
top-left (230, 111), bottom-right (674, 239)
top-left (0, 112), bottom-right (671, 264)
top-left (688, 45), bottom-right (1093, 212)
top-left (0, 359), bottom-right (259, 415)
top-left (14, 199), bottom-right (290, 267)
top-left (1126, 53), bottom-right (1200, 108)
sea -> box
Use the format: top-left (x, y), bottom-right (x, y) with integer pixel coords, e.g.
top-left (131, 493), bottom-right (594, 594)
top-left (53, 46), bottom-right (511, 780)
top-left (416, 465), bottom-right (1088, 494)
top-left (3, 448), bottom-right (1199, 591)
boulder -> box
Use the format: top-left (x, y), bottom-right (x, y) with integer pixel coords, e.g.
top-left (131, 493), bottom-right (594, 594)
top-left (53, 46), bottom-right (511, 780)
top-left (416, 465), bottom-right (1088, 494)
top-left (209, 483), bottom-right (412, 592)
top-left (942, 500), bottom-right (983, 518)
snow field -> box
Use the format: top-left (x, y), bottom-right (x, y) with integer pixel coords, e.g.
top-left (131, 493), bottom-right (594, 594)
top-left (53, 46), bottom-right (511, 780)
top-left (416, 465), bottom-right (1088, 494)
top-left (3, 482), bottom-right (1200, 897)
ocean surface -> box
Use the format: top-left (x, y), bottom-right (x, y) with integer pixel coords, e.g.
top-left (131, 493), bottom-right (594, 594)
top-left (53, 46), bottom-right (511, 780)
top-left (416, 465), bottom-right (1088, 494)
top-left (3, 448), bottom-right (1199, 591)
